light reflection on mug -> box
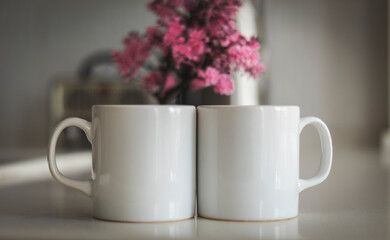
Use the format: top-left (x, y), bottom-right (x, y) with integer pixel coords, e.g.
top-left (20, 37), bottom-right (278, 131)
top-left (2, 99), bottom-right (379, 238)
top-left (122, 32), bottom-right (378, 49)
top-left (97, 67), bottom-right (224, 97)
top-left (196, 217), bottom-right (301, 239)
top-left (90, 218), bottom-right (196, 239)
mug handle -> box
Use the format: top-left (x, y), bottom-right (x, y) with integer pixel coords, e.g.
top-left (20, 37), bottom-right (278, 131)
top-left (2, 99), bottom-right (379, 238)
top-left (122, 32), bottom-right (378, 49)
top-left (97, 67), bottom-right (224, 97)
top-left (298, 117), bottom-right (333, 192)
top-left (47, 118), bottom-right (93, 197)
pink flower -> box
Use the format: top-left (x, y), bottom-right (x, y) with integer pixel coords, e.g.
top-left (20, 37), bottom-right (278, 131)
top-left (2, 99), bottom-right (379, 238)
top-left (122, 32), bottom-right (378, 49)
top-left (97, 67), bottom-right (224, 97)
top-left (212, 53), bottom-right (231, 72)
top-left (172, 44), bottom-right (190, 68)
top-left (198, 67), bottom-right (220, 86)
top-left (164, 74), bottom-right (177, 92)
top-left (191, 67), bottom-right (234, 94)
top-left (146, 26), bottom-right (164, 47)
top-left (112, 33), bottom-right (151, 78)
top-left (148, 0), bottom-right (185, 19)
top-left (214, 73), bottom-right (234, 95)
top-left (186, 29), bottom-right (210, 58)
top-left (163, 17), bottom-right (185, 45)
top-left (227, 36), bottom-right (265, 78)
top-left (190, 78), bottom-right (206, 90)
top-left (171, 29), bottom-right (209, 68)
top-left (143, 73), bottom-right (160, 93)
top-left (143, 71), bottom-right (177, 94)
top-left (219, 31), bottom-right (240, 47)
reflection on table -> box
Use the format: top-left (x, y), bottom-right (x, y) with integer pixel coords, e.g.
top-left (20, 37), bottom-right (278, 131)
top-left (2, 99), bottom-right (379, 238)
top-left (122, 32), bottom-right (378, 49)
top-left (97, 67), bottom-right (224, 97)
top-left (0, 143), bottom-right (387, 239)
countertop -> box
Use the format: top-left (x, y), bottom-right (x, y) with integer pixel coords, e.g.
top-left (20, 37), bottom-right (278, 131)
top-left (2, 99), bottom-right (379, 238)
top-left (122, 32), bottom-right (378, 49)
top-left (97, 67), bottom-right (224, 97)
top-left (0, 140), bottom-right (387, 239)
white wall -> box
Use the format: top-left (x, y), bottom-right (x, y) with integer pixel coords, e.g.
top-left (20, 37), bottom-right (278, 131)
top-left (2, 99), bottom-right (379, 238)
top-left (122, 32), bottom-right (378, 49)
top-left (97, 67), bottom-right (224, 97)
top-left (262, 0), bottom-right (387, 145)
top-left (0, 0), bottom-right (387, 149)
top-left (0, 0), bottom-right (155, 149)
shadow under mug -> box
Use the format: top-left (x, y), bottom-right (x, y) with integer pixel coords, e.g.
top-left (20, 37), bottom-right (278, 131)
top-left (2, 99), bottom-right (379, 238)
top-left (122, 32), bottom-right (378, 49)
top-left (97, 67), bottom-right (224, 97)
top-left (48, 105), bottom-right (196, 222)
top-left (197, 105), bottom-right (333, 221)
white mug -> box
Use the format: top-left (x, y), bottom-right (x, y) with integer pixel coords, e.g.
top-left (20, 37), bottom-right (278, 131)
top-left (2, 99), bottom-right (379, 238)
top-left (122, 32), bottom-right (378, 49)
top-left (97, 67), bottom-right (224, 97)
top-left (48, 105), bottom-right (196, 222)
top-left (197, 105), bottom-right (332, 221)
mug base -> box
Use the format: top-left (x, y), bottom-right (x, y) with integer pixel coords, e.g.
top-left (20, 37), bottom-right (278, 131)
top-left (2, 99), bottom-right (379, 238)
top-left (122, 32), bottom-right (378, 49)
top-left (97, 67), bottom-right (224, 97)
top-left (198, 215), bottom-right (297, 222)
top-left (93, 216), bottom-right (194, 223)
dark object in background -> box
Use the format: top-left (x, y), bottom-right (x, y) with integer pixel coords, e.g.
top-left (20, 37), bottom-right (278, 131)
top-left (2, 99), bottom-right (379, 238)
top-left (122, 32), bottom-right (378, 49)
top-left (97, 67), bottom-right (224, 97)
top-left (49, 51), bottom-right (155, 149)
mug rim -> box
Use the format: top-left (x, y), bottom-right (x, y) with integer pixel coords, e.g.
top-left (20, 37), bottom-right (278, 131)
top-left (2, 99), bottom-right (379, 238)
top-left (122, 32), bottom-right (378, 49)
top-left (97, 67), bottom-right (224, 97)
top-left (92, 104), bottom-right (195, 109)
top-left (197, 105), bottom-right (299, 109)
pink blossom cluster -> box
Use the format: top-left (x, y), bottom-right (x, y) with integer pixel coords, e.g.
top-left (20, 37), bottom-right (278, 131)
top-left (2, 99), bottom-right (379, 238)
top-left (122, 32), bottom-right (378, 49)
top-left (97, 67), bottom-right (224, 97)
top-left (191, 67), bottom-right (232, 95)
top-left (113, 0), bottom-right (265, 103)
top-left (112, 33), bottom-right (151, 78)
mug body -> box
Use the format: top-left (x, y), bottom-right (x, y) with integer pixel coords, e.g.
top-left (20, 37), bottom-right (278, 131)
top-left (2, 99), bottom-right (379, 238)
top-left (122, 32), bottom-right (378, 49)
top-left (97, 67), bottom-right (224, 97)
top-left (91, 105), bottom-right (196, 222)
top-left (198, 106), bottom-right (300, 221)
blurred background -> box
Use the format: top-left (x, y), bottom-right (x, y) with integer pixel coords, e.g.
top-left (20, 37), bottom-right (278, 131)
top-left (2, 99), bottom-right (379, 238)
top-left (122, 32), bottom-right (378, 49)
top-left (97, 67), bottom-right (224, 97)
top-left (0, 0), bottom-right (387, 159)
top-left (0, 1), bottom-right (388, 238)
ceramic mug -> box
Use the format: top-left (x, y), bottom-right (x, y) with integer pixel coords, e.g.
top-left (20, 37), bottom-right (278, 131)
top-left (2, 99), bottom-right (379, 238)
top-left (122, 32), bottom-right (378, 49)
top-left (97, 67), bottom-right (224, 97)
top-left (197, 105), bottom-right (332, 221)
top-left (48, 105), bottom-right (196, 222)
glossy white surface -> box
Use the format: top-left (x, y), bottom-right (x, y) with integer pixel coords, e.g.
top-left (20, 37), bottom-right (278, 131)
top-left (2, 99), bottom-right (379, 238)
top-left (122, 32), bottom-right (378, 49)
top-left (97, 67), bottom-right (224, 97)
top-left (48, 105), bottom-right (196, 222)
top-left (0, 142), bottom-right (386, 239)
top-left (197, 106), bottom-right (332, 221)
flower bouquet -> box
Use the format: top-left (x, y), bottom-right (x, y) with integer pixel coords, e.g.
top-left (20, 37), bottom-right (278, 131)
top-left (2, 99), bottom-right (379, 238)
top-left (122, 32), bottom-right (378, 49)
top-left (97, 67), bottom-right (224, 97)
top-left (113, 0), bottom-right (265, 104)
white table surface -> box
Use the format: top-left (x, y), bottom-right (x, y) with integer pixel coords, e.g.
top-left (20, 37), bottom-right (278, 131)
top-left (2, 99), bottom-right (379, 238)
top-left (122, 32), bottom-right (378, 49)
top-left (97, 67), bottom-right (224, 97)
top-left (0, 139), bottom-right (387, 239)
